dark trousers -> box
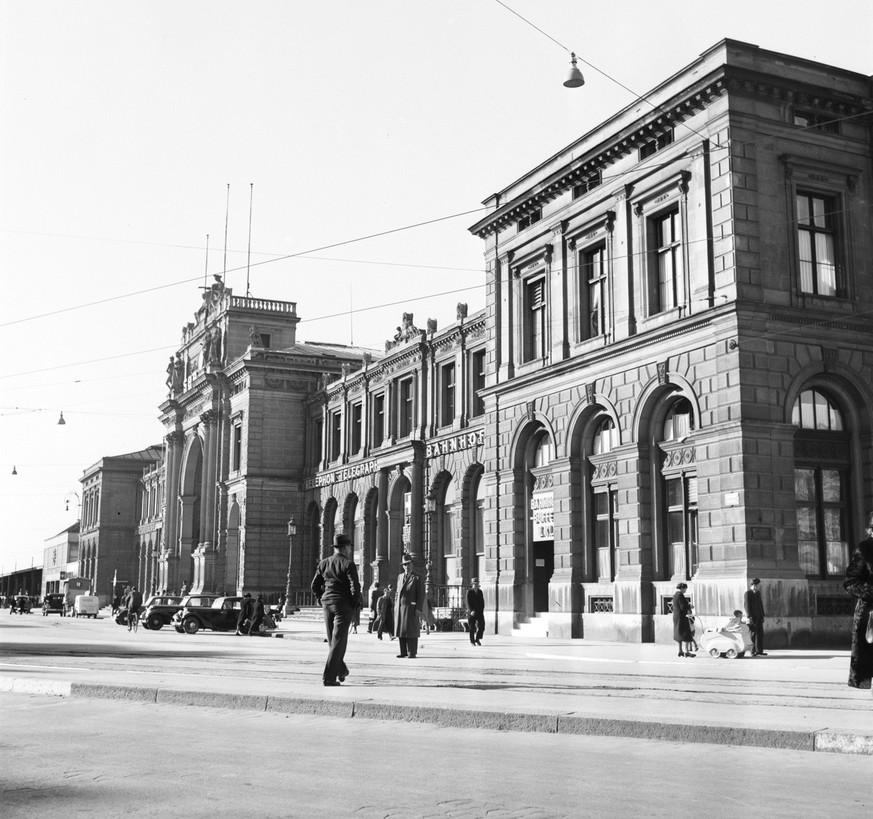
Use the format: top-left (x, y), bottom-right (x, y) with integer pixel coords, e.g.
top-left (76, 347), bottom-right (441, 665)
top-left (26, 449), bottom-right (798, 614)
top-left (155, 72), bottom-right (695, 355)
top-left (468, 612), bottom-right (485, 643)
top-left (322, 601), bottom-right (353, 682)
top-left (398, 637), bottom-right (418, 658)
top-left (750, 619), bottom-right (765, 654)
top-left (248, 613), bottom-right (264, 634)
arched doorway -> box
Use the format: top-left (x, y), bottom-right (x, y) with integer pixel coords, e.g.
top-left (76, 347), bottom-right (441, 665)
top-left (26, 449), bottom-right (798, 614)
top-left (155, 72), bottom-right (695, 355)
top-left (179, 436), bottom-right (203, 589)
top-left (226, 500), bottom-right (241, 594)
top-left (387, 474), bottom-right (412, 582)
top-left (527, 430), bottom-right (555, 613)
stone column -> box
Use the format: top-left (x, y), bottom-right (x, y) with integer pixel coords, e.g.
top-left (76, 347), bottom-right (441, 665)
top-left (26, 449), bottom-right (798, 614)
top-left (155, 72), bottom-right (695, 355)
top-left (199, 410), bottom-right (219, 553)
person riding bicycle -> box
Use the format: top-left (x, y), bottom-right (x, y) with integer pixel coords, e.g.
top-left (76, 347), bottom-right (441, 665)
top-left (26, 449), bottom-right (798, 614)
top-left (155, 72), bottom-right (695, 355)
top-left (126, 586), bottom-right (143, 620)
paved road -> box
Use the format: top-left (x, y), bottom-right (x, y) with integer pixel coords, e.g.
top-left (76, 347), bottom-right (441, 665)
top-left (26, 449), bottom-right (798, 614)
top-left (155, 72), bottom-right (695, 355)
top-left (2, 611), bottom-right (872, 754)
top-left (3, 692), bottom-right (872, 819)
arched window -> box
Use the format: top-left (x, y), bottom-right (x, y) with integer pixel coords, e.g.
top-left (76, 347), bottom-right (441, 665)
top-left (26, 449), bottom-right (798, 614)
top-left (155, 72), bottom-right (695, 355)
top-left (792, 388), bottom-right (850, 576)
top-left (658, 398), bottom-right (698, 580)
top-left (532, 431), bottom-right (553, 467)
top-left (592, 417), bottom-right (615, 455)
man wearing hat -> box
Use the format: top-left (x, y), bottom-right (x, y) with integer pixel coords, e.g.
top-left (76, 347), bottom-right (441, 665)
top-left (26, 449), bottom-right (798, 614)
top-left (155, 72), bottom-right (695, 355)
top-left (744, 577), bottom-right (767, 656)
top-left (394, 552), bottom-right (425, 658)
top-left (466, 577), bottom-right (485, 646)
top-left (311, 534), bottom-right (361, 686)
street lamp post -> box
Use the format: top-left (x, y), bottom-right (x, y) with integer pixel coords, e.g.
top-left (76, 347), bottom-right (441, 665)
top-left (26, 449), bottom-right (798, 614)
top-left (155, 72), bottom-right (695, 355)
top-left (284, 515), bottom-right (297, 616)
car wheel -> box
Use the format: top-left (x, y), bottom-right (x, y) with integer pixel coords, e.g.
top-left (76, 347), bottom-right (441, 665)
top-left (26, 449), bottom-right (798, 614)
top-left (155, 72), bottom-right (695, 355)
top-left (182, 616), bottom-right (200, 635)
top-left (147, 614), bottom-right (163, 631)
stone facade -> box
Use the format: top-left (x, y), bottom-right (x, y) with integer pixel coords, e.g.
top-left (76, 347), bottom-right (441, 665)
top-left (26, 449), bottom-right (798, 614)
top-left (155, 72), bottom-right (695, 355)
top-left (78, 446), bottom-right (163, 606)
top-left (155, 276), bottom-right (369, 598)
top-left (466, 39), bottom-right (872, 645)
top-left (301, 308), bottom-right (488, 620)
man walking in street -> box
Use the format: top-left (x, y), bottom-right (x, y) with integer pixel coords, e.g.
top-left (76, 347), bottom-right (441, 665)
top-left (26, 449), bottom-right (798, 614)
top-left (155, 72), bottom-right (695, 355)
top-left (311, 534), bottom-right (361, 686)
top-left (744, 577), bottom-right (767, 656)
top-left (367, 581), bottom-right (381, 633)
top-left (235, 592), bottom-right (253, 635)
top-left (466, 577), bottom-right (485, 646)
top-left (394, 553), bottom-right (425, 659)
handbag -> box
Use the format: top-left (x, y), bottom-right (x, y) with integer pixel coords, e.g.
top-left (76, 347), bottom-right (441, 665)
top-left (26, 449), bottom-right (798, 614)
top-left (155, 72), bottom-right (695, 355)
top-left (866, 611), bottom-right (873, 645)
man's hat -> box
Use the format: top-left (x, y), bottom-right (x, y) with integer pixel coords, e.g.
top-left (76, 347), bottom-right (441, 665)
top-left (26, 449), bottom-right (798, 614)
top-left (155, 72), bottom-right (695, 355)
top-left (334, 534), bottom-right (351, 548)
top-left (751, 577), bottom-right (761, 585)
top-left (401, 552), bottom-right (413, 564)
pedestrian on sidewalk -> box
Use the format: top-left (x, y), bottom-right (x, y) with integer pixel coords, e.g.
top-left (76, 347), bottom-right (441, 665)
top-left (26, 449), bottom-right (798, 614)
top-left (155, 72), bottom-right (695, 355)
top-left (376, 585), bottom-right (394, 640)
top-left (744, 578), bottom-right (767, 656)
top-left (235, 592), bottom-right (253, 636)
top-left (467, 578), bottom-right (485, 646)
top-left (311, 534), bottom-right (361, 686)
top-left (672, 583), bottom-right (695, 657)
top-left (247, 595), bottom-right (265, 635)
top-left (844, 513), bottom-right (873, 692)
top-left (367, 582), bottom-right (381, 633)
top-left (394, 553), bottom-right (425, 658)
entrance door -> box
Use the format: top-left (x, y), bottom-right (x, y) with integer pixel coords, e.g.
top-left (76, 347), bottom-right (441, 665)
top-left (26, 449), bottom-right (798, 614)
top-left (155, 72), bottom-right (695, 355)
top-left (532, 542), bottom-right (553, 612)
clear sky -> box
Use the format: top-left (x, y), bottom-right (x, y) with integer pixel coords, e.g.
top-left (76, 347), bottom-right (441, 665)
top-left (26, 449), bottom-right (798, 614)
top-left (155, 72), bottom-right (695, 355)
top-left (2, 0), bottom-right (871, 574)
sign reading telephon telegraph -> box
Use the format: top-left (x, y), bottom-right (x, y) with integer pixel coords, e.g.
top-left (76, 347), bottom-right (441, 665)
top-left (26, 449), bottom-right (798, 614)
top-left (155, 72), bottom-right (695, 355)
top-left (426, 429), bottom-right (484, 460)
top-left (308, 460), bottom-right (378, 489)
top-left (530, 491), bottom-right (555, 541)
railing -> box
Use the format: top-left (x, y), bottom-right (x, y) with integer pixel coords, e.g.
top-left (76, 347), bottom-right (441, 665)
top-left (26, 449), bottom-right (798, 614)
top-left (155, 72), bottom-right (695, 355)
top-left (230, 295), bottom-right (297, 314)
top-left (430, 584), bottom-right (465, 609)
top-left (293, 591), bottom-right (319, 608)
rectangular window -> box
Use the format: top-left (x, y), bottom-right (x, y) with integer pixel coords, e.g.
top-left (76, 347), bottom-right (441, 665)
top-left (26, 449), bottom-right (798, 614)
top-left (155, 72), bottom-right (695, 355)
top-left (793, 110), bottom-right (839, 134)
top-left (372, 393), bottom-right (385, 445)
top-left (259, 333), bottom-right (271, 349)
top-left (440, 362), bottom-right (455, 426)
top-left (517, 208), bottom-right (542, 232)
top-left (313, 417), bottom-right (323, 466)
top-left (593, 488), bottom-right (618, 581)
top-left (796, 192), bottom-right (840, 297)
top-left (639, 129), bottom-right (673, 160)
top-left (232, 422), bottom-right (242, 471)
top-left (795, 466), bottom-right (849, 576)
top-left (580, 244), bottom-right (606, 340)
top-left (398, 378), bottom-right (414, 438)
top-left (664, 475), bottom-right (698, 579)
top-left (470, 349), bottom-right (486, 418)
top-left (573, 172), bottom-right (602, 199)
top-left (350, 402), bottom-right (362, 454)
top-left (330, 410), bottom-right (342, 461)
top-left (524, 277), bottom-right (547, 361)
top-left (650, 209), bottom-right (682, 315)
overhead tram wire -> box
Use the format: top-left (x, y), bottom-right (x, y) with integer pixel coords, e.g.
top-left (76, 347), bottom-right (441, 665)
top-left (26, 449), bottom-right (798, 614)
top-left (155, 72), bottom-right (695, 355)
top-left (0, 206), bottom-right (488, 329)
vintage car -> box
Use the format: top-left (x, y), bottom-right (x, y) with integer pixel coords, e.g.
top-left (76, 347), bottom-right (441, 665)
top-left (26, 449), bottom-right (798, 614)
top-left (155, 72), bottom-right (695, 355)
top-left (169, 594), bottom-right (224, 633)
top-left (172, 596), bottom-right (245, 635)
top-left (42, 593), bottom-right (66, 616)
top-left (72, 595), bottom-right (100, 618)
top-left (140, 594), bottom-right (184, 630)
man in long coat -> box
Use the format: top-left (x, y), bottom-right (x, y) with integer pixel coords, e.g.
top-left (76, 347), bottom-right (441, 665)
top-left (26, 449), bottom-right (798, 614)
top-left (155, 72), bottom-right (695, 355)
top-left (394, 553), bottom-right (425, 658)
top-left (744, 578), bottom-right (767, 656)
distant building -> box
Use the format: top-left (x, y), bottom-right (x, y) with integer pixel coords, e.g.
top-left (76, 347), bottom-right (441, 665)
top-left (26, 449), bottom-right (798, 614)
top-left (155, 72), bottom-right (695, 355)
top-left (42, 522), bottom-right (80, 597)
top-left (78, 446), bottom-right (162, 605)
top-left (155, 276), bottom-right (369, 597)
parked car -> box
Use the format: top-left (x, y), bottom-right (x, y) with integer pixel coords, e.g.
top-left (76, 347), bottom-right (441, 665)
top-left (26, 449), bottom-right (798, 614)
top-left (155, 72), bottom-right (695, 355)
top-left (140, 595), bottom-right (183, 630)
top-left (10, 595), bottom-right (32, 614)
top-left (172, 596), bottom-right (260, 635)
top-left (72, 595), bottom-right (100, 618)
top-left (170, 594), bottom-right (220, 632)
top-left (42, 593), bottom-right (66, 616)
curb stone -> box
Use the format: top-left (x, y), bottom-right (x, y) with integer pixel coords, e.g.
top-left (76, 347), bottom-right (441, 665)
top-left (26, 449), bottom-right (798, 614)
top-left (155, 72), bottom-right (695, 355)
top-left (6, 677), bottom-right (872, 756)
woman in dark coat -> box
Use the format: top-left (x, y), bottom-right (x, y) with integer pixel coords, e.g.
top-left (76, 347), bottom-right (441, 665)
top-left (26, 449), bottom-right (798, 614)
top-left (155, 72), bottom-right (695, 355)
top-left (844, 518), bottom-right (873, 692)
top-left (672, 582), bottom-right (695, 658)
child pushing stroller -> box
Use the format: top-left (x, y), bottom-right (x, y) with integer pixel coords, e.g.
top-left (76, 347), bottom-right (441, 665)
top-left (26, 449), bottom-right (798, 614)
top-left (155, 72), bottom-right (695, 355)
top-left (699, 609), bottom-right (754, 658)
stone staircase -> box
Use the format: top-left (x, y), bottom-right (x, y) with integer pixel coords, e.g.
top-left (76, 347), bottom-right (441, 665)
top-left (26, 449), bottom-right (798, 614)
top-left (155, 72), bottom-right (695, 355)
top-left (512, 613), bottom-right (549, 639)
top-left (284, 606), bottom-right (324, 622)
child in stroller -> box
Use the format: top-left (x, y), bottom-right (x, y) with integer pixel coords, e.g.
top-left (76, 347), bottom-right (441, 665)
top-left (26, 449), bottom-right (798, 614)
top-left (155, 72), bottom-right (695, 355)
top-left (699, 610), bottom-right (754, 658)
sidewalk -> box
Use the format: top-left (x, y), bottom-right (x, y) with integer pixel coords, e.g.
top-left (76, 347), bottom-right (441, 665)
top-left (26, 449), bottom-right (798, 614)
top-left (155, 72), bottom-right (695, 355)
top-left (2, 612), bottom-right (872, 754)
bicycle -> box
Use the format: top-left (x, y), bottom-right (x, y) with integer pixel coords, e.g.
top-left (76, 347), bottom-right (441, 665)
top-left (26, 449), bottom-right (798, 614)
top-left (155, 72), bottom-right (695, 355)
top-left (127, 609), bottom-right (140, 634)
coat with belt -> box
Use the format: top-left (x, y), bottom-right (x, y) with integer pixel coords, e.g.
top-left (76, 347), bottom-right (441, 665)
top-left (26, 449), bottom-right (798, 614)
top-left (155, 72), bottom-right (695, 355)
top-left (844, 538), bottom-right (873, 689)
top-left (394, 569), bottom-right (425, 638)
